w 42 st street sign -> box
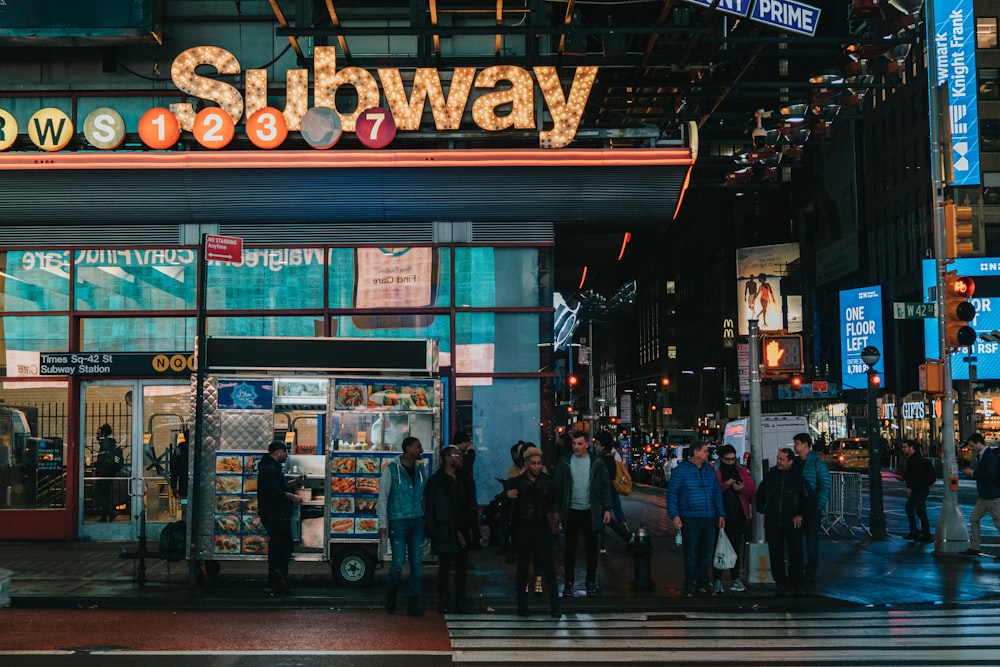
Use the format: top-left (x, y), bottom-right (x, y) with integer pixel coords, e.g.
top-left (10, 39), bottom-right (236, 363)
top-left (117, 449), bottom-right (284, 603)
top-left (893, 302), bottom-right (937, 319)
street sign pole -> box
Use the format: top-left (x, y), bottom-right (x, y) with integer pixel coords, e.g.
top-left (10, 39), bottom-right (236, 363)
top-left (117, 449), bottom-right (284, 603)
top-left (927, 0), bottom-right (969, 554)
top-left (746, 319), bottom-right (773, 583)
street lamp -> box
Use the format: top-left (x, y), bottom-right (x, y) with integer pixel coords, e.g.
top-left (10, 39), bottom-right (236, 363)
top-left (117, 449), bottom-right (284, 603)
top-left (861, 345), bottom-right (886, 537)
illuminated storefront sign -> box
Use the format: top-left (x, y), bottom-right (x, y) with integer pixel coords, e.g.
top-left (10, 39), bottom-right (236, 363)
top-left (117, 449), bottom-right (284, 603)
top-left (0, 46), bottom-right (598, 152)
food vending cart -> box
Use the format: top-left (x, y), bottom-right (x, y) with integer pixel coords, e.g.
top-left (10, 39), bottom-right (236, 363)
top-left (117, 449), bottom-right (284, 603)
top-left (189, 337), bottom-right (441, 587)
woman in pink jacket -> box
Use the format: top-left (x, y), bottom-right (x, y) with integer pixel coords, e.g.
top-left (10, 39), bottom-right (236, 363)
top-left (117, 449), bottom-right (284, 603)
top-left (712, 444), bottom-right (756, 593)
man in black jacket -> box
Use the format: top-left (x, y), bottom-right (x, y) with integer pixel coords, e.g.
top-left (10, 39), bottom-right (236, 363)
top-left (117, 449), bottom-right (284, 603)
top-left (257, 440), bottom-right (305, 595)
top-left (756, 448), bottom-right (814, 597)
top-left (900, 439), bottom-right (935, 542)
top-left (424, 445), bottom-right (479, 614)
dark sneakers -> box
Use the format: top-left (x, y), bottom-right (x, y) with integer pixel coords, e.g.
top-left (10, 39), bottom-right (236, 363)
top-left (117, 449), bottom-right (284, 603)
top-left (406, 596), bottom-right (424, 617)
top-left (385, 589), bottom-right (397, 614)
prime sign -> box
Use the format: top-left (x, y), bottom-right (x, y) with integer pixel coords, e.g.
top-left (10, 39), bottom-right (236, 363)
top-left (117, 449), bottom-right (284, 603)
top-left (0, 46), bottom-right (598, 152)
top-left (683, 0), bottom-right (821, 38)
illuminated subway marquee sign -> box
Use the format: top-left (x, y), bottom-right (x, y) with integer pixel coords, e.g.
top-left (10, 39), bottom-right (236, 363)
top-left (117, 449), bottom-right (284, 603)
top-left (0, 45), bottom-right (598, 152)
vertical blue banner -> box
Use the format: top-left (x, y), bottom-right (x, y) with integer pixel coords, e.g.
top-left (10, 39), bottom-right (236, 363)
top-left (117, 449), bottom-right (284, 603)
top-left (930, 0), bottom-right (980, 185)
top-left (840, 286), bottom-right (884, 390)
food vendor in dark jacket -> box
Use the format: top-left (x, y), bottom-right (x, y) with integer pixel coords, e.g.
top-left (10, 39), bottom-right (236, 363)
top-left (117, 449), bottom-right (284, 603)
top-left (755, 447), bottom-right (815, 597)
top-left (424, 445), bottom-right (479, 614)
top-left (257, 440), bottom-right (305, 595)
top-left (505, 446), bottom-right (561, 618)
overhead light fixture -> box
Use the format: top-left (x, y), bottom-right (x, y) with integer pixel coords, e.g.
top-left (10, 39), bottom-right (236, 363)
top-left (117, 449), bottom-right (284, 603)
top-left (888, 0), bottom-right (924, 14)
top-left (779, 103), bottom-right (808, 123)
top-left (808, 70), bottom-right (843, 85)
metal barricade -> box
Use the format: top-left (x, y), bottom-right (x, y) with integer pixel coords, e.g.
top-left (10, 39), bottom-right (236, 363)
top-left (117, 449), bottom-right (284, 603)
top-left (822, 471), bottom-right (869, 536)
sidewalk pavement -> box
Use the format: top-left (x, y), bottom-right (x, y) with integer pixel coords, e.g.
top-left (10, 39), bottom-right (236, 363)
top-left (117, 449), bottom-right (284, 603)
top-left (2, 527), bottom-right (998, 612)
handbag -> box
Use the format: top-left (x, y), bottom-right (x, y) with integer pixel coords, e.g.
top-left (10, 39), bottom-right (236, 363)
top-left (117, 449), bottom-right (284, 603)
top-left (713, 530), bottom-right (738, 570)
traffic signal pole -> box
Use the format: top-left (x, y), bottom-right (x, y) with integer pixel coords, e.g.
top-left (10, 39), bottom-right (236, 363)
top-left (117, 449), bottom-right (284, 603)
top-left (746, 320), bottom-right (773, 583)
top-left (927, 0), bottom-right (969, 553)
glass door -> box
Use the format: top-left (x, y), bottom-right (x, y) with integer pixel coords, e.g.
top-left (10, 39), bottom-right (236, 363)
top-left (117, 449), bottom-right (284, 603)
top-left (80, 380), bottom-right (190, 541)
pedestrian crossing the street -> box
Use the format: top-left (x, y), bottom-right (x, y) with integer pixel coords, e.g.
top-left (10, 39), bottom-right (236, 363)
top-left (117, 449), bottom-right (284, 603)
top-left (447, 603), bottom-right (1000, 666)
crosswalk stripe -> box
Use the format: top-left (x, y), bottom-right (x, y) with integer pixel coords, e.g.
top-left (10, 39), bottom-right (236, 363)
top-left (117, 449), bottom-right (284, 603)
top-left (447, 608), bottom-right (1000, 666)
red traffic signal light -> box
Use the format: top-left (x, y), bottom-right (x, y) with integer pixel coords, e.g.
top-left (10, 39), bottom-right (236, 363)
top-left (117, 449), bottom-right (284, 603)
top-left (944, 271), bottom-right (977, 348)
top-left (944, 200), bottom-right (976, 258)
top-left (790, 375), bottom-right (802, 388)
top-left (761, 334), bottom-right (804, 372)
top-left (568, 374), bottom-right (579, 388)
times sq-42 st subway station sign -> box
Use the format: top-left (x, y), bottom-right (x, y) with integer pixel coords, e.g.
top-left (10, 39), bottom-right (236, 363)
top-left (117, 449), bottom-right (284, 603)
top-left (0, 0), bottom-right (822, 154)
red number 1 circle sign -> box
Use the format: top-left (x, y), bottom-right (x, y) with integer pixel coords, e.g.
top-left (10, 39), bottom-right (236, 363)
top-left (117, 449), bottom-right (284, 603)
top-left (355, 106), bottom-right (396, 149)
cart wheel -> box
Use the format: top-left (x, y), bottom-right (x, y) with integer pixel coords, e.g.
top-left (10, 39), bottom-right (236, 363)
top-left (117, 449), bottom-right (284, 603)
top-left (331, 546), bottom-right (376, 588)
top-left (204, 560), bottom-right (221, 579)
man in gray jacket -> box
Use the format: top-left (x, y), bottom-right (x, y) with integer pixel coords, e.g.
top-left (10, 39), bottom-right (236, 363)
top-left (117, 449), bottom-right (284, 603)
top-left (793, 432), bottom-right (830, 593)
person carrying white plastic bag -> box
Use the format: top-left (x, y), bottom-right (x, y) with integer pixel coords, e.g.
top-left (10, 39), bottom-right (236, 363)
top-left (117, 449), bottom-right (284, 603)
top-left (713, 530), bottom-right (737, 570)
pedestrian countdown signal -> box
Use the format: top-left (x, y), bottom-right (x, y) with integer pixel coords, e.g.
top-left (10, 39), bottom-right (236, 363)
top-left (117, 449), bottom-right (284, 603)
top-left (761, 334), bottom-right (803, 372)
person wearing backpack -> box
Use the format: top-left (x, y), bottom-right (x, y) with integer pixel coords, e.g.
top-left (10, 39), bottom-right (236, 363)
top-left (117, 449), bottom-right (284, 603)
top-left (900, 439), bottom-right (935, 543)
top-left (94, 423), bottom-right (123, 523)
top-left (594, 431), bottom-right (632, 553)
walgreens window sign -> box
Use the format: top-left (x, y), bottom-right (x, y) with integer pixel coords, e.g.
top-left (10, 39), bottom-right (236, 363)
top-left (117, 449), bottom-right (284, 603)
top-left (0, 46), bottom-right (597, 153)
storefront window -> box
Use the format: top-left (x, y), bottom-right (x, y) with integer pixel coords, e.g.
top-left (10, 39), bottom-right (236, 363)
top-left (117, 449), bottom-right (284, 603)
top-left (329, 314), bottom-right (452, 354)
top-left (1, 316), bottom-right (70, 378)
top-left (209, 316), bottom-right (323, 337)
top-left (0, 381), bottom-right (69, 510)
top-left (80, 317), bottom-right (195, 352)
top-left (207, 248), bottom-right (325, 310)
top-left (461, 378), bottom-right (541, 503)
top-left (74, 248), bottom-right (198, 311)
top-left (328, 246), bottom-right (450, 309)
top-left (0, 250), bottom-right (71, 312)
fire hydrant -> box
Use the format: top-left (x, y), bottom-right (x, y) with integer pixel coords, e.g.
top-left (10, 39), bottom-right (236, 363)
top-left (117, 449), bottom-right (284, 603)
top-left (628, 525), bottom-right (655, 590)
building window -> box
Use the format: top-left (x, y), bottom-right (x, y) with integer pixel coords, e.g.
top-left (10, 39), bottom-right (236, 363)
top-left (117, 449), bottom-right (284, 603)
top-left (980, 68), bottom-right (1000, 100)
top-left (983, 120), bottom-right (1000, 152)
top-left (977, 17), bottom-right (998, 49)
top-left (983, 172), bottom-right (1000, 204)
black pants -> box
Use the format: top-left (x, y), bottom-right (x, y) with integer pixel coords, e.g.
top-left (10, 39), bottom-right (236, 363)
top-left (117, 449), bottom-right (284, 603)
top-left (905, 488), bottom-right (931, 536)
top-left (262, 516), bottom-right (293, 580)
top-left (95, 479), bottom-right (115, 521)
top-left (764, 516), bottom-right (803, 589)
top-left (563, 508), bottom-right (598, 585)
top-left (515, 519), bottom-right (559, 614)
top-left (437, 550), bottom-right (469, 603)
top-left (713, 518), bottom-right (747, 580)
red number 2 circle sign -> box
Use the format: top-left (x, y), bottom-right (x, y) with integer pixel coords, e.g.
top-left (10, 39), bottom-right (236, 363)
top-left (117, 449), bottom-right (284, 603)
top-left (193, 108), bottom-right (236, 150)
top-left (355, 106), bottom-right (396, 149)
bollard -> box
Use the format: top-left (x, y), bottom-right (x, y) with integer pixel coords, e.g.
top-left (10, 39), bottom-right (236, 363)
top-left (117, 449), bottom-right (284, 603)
top-left (628, 525), bottom-right (655, 590)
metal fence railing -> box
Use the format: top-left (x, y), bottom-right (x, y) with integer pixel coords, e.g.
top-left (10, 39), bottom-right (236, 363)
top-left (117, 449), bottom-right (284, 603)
top-left (822, 471), bottom-right (869, 536)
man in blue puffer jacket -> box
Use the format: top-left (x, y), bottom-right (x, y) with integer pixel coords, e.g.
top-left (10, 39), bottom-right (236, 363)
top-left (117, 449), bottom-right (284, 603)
top-left (667, 441), bottom-right (724, 597)
top-left (793, 432), bottom-right (830, 592)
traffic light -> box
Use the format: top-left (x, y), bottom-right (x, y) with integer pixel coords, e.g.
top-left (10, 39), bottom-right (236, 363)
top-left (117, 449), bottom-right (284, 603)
top-left (568, 374), bottom-right (579, 388)
top-left (944, 199), bottom-right (976, 258)
top-left (790, 375), bottom-right (803, 388)
top-left (943, 270), bottom-right (977, 348)
top-left (761, 334), bottom-right (804, 372)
